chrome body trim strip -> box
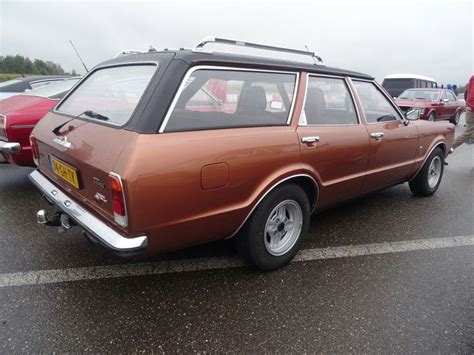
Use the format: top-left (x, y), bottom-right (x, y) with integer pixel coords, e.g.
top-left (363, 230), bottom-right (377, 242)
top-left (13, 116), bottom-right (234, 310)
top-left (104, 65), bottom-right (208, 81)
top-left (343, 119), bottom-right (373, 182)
top-left (226, 173), bottom-right (319, 239)
top-left (158, 65), bottom-right (300, 133)
top-left (29, 170), bottom-right (147, 252)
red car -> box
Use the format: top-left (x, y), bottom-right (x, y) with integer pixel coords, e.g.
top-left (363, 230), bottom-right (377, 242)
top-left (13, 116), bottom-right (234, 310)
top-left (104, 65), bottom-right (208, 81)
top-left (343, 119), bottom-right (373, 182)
top-left (395, 88), bottom-right (465, 125)
top-left (0, 78), bottom-right (79, 166)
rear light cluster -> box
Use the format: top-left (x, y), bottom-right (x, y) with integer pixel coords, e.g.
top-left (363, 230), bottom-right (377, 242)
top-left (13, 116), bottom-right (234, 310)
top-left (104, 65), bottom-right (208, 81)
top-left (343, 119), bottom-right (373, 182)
top-left (29, 135), bottom-right (40, 166)
top-left (108, 172), bottom-right (128, 227)
top-left (0, 115), bottom-right (7, 140)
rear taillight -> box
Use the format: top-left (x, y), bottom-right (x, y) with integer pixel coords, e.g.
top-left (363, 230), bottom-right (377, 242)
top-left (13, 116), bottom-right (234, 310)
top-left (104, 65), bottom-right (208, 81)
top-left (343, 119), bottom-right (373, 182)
top-left (109, 172), bottom-right (128, 227)
top-left (0, 115), bottom-right (7, 140)
top-left (30, 135), bottom-right (39, 166)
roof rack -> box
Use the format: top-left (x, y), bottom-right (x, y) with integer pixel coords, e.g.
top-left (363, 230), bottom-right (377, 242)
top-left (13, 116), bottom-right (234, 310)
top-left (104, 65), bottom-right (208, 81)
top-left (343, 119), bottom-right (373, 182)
top-left (194, 36), bottom-right (323, 64)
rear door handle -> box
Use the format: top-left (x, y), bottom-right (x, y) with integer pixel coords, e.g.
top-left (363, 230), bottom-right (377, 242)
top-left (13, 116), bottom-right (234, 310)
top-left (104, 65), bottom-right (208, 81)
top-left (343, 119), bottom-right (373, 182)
top-left (370, 132), bottom-right (384, 139)
top-left (301, 136), bottom-right (320, 144)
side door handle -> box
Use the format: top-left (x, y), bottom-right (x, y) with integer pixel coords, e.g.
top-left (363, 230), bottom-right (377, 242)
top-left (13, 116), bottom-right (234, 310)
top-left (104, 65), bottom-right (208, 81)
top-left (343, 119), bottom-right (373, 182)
top-left (301, 136), bottom-right (320, 144)
top-left (370, 132), bottom-right (384, 139)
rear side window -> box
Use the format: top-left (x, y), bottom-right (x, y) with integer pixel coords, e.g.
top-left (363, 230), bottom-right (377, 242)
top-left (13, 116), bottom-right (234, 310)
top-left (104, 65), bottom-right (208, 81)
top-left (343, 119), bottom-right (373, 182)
top-left (300, 76), bottom-right (358, 125)
top-left (163, 68), bottom-right (297, 132)
top-left (353, 81), bottom-right (401, 123)
top-left (57, 65), bottom-right (156, 126)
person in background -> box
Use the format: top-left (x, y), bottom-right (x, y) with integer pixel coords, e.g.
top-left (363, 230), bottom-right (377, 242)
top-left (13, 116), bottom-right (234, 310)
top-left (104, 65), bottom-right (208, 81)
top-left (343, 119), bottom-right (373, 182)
top-left (447, 84), bottom-right (452, 92)
top-left (452, 75), bottom-right (474, 150)
top-left (452, 84), bottom-right (458, 96)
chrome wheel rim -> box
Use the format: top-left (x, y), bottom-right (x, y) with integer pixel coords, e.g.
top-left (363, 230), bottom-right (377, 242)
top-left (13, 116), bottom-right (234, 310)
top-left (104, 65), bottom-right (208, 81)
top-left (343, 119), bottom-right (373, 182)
top-left (455, 112), bottom-right (460, 124)
top-left (428, 156), bottom-right (442, 188)
top-left (264, 200), bottom-right (303, 256)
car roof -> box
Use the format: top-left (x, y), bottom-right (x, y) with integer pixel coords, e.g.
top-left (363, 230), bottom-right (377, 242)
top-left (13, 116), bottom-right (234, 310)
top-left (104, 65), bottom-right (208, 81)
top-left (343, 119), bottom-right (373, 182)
top-left (98, 49), bottom-right (374, 80)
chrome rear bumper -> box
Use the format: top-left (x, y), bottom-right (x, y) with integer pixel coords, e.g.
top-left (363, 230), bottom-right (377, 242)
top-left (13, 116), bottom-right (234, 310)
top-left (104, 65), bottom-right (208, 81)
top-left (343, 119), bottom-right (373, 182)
top-left (29, 170), bottom-right (147, 254)
top-left (0, 140), bottom-right (21, 153)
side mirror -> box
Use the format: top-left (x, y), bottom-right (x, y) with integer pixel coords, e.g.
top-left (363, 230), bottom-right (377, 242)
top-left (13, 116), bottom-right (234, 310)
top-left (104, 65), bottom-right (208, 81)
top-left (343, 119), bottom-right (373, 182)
top-left (405, 109), bottom-right (419, 122)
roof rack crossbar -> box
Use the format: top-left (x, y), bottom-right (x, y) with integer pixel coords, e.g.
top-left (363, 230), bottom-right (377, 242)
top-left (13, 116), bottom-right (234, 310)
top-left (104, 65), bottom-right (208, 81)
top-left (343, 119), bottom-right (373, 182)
top-left (194, 36), bottom-right (323, 64)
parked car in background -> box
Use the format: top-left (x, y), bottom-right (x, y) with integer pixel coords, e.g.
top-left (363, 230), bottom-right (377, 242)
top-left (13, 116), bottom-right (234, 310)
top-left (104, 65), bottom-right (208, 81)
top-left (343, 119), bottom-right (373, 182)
top-left (0, 75), bottom-right (72, 101)
top-left (395, 88), bottom-right (465, 125)
top-left (29, 38), bottom-right (454, 270)
top-left (0, 77), bottom-right (80, 166)
top-left (382, 74), bottom-right (438, 98)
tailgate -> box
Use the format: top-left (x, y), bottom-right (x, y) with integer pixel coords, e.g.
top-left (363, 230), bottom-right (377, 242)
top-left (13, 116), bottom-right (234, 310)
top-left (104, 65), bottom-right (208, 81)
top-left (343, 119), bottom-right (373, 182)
top-left (33, 112), bottom-right (137, 222)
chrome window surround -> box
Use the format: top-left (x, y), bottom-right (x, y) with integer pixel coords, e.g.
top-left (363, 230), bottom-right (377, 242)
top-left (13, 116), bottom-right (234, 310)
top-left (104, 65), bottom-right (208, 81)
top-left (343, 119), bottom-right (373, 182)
top-left (227, 173), bottom-right (319, 239)
top-left (298, 73), bottom-right (362, 126)
top-left (54, 61), bottom-right (159, 128)
top-left (350, 78), bottom-right (406, 125)
top-left (158, 65), bottom-right (300, 133)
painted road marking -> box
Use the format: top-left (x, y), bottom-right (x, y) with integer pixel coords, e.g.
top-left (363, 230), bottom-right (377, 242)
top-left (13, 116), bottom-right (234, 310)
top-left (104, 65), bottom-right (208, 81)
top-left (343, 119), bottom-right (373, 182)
top-left (0, 235), bottom-right (473, 288)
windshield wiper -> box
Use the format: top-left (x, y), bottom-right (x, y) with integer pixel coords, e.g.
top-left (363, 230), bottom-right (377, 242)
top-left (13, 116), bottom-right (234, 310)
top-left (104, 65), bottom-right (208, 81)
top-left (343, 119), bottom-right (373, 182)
top-left (83, 110), bottom-right (109, 121)
top-left (52, 110), bottom-right (109, 136)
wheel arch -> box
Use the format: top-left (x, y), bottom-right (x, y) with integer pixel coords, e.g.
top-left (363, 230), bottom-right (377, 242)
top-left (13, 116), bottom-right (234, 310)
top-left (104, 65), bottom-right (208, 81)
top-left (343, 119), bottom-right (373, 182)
top-left (227, 173), bottom-right (319, 239)
top-left (409, 140), bottom-right (446, 181)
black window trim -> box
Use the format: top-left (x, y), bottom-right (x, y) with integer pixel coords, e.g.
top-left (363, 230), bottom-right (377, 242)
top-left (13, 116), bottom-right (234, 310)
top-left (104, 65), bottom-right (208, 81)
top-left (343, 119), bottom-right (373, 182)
top-left (53, 61), bottom-right (159, 128)
top-left (298, 73), bottom-right (361, 126)
top-left (159, 65), bottom-right (300, 133)
top-left (351, 78), bottom-right (405, 125)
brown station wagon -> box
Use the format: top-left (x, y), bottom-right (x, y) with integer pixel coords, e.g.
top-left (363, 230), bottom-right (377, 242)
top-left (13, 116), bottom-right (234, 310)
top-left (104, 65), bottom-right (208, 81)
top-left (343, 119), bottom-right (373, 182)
top-left (29, 38), bottom-right (455, 270)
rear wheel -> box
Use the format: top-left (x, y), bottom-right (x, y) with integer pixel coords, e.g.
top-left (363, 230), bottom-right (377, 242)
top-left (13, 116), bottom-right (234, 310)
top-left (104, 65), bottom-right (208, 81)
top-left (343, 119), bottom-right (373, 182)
top-left (235, 183), bottom-right (310, 271)
top-left (450, 111), bottom-right (461, 125)
top-left (409, 147), bottom-right (444, 196)
top-left (428, 112), bottom-right (436, 122)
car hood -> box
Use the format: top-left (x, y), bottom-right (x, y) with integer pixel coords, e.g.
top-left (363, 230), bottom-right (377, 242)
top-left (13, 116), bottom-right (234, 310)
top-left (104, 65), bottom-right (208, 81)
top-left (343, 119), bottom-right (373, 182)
top-left (395, 99), bottom-right (434, 107)
top-left (0, 95), bottom-right (49, 114)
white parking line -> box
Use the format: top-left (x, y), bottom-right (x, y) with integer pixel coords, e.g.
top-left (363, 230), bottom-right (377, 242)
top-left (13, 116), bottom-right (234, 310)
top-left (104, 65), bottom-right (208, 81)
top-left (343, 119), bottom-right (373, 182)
top-left (0, 235), bottom-right (473, 288)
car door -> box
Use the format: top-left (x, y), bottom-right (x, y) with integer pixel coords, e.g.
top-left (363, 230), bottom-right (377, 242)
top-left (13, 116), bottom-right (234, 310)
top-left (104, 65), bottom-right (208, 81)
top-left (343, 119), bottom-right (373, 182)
top-left (296, 75), bottom-right (370, 207)
top-left (445, 91), bottom-right (458, 117)
top-left (351, 80), bottom-right (419, 193)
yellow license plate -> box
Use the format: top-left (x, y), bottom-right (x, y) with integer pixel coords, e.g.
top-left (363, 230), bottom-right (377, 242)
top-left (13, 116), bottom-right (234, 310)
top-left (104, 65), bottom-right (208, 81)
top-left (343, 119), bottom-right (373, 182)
top-left (51, 156), bottom-right (80, 189)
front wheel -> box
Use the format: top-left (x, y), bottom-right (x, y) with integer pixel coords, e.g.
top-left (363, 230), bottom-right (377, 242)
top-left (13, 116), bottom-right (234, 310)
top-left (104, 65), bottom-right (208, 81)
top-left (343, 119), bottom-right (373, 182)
top-left (450, 111), bottom-right (461, 125)
top-left (409, 147), bottom-right (444, 196)
top-left (428, 112), bottom-right (435, 122)
top-left (235, 183), bottom-right (310, 271)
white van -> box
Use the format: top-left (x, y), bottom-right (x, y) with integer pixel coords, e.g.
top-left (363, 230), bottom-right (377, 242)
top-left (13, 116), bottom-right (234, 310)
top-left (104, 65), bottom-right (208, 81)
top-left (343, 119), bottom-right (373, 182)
top-left (382, 74), bottom-right (438, 98)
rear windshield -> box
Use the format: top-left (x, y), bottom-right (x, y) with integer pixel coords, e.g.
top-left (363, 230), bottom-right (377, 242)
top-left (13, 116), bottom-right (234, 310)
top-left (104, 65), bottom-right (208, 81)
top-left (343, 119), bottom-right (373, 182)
top-left (20, 78), bottom-right (80, 99)
top-left (57, 65), bottom-right (156, 126)
top-left (398, 89), bottom-right (439, 100)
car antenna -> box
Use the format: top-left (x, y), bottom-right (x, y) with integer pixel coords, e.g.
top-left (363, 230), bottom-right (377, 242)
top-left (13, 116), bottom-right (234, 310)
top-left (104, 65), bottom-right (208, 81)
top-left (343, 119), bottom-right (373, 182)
top-left (305, 44), bottom-right (319, 65)
top-left (69, 40), bottom-right (89, 73)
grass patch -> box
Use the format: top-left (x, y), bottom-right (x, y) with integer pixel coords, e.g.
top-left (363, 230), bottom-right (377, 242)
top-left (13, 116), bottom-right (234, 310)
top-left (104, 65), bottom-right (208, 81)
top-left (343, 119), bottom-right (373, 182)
top-left (0, 73), bottom-right (22, 82)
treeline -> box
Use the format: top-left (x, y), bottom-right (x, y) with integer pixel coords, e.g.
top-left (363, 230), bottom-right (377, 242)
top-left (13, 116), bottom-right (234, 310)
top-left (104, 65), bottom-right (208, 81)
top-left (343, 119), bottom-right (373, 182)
top-left (0, 55), bottom-right (76, 75)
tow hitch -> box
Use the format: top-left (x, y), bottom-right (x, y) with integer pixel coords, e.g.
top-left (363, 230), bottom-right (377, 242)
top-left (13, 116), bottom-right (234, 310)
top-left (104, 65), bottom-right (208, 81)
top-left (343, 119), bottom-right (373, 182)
top-left (36, 209), bottom-right (76, 232)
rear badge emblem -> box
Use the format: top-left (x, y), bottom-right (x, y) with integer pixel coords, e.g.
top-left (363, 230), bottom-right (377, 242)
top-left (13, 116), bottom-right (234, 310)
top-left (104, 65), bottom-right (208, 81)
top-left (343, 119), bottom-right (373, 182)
top-left (94, 192), bottom-right (107, 204)
top-left (92, 177), bottom-right (106, 188)
top-left (53, 136), bottom-right (72, 149)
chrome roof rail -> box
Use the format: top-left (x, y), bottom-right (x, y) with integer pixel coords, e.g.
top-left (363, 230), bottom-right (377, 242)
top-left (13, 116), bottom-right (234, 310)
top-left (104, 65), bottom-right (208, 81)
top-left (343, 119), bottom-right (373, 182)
top-left (194, 36), bottom-right (323, 64)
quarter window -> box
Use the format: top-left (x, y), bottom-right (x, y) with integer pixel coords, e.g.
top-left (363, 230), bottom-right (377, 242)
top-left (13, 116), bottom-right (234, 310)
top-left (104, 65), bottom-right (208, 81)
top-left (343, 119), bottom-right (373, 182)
top-left (353, 81), bottom-right (401, 123)
top-left (300, 76), bottom-right (358, 125)
top-left (164, 69), bottom-right (297, 132)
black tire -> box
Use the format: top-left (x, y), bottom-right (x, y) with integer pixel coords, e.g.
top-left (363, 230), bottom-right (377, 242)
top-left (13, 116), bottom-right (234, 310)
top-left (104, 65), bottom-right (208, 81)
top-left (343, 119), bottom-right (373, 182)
top-left (409, 147), bottom-right (444, 196)
top-left (449, 111), bottom-right (460, 125)
top-left (428, 112), bottom-right (435, 122)
top-left (235, 183), bottom-right (310, 271)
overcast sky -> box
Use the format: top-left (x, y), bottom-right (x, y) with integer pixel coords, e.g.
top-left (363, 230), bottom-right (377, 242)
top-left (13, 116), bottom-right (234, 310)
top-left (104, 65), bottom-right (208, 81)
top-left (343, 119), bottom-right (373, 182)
top-left (1, 0), bottom-right (472, 85)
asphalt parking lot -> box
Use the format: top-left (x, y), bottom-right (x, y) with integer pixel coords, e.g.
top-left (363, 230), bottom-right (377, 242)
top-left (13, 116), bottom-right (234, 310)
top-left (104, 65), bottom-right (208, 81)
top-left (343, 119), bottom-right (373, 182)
top-left (0, 117), bottom-right (473, 352)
